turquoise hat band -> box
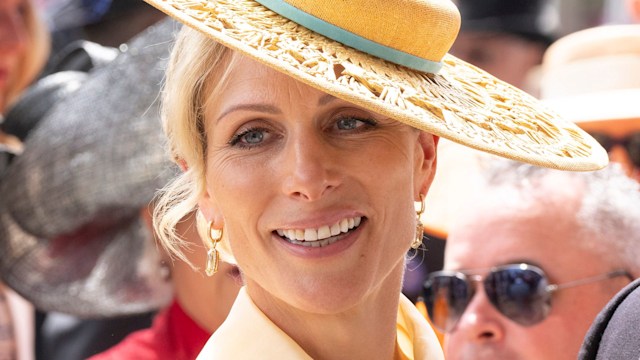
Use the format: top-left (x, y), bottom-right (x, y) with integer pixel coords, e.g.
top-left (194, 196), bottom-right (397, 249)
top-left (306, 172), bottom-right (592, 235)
top-left (254, 0), bottom-right (444, 74)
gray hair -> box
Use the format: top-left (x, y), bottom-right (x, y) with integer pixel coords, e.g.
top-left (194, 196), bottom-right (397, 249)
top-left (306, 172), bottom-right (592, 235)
top-left (481, 160), bottom-right (640, 277)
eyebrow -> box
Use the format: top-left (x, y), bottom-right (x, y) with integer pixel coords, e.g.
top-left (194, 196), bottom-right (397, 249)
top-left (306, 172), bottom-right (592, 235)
top-left (318, 94), bottom-right (337, 106)
top-left (216, 103), bottom-right (282, 123)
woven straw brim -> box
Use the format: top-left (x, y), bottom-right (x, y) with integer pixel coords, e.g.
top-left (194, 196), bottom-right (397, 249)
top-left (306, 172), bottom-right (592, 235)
top-left (145, 0), bottom-right (608, 171)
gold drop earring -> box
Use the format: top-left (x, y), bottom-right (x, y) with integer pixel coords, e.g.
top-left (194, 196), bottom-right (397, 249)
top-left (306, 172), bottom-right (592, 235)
top-left (206, 221), bottom-right (223, 276)
top-left (411, 194), bottom-right (426, 249)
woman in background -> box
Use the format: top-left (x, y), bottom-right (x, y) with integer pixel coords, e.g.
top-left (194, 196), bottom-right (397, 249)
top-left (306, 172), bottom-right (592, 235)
top-left (0, 1), bottom-right (49, 359)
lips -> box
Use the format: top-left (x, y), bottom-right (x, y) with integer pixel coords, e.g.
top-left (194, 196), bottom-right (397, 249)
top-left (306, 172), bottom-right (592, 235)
top-left (275, 216), bottom-right (363, 248)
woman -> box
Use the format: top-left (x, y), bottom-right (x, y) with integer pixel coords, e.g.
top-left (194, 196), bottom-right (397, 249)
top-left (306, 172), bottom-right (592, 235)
top-left (0, 1), bottom-right (48, 359)
top-left (147, 0), bottom-right (607, 358)
top-left (0, 0), bottom-right (48, 114)
top-left (1, 0), bottom-right (49, 156)
top-left (0, 17), bottom-right (242, 360)
top-left (1, 0), bottom-right (48, 153)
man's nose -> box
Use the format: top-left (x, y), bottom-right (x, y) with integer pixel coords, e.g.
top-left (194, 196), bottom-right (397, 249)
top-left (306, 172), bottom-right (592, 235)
top-left (451, 287), bottom-right (505, 344)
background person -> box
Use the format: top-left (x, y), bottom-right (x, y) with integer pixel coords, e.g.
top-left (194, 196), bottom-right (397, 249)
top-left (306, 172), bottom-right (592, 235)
top-left (0, 0), bottom-right (49, 114)
top-left (534, 20), bottom-right (640, 360)
top-left (451, 0), bottom-right (557, 94)
top-left (0, 1), bottom-right (49, 359)
top-left (0, 18), bottom-right (236, 360)
top-left (428, 160), bottom-right (638, 360)
top-left (539, 24), bottom-right (640, 181)
top-left (144, 0), bottom-right (606, 358)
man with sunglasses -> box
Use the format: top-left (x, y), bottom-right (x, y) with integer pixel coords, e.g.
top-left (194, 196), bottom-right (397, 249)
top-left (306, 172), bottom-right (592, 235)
top-left (424, 161), bottom-right (639, 359)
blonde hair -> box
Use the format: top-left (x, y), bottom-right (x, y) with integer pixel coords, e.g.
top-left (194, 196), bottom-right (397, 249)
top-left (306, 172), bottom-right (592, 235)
top-left (3, 0), bottom-right (50, 111)
top-left (153, 26), bottom-right (239, 265)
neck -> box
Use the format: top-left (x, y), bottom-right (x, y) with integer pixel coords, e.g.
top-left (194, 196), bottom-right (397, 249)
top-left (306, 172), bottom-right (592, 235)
top-left (247, 262), bottom-right (405, 360)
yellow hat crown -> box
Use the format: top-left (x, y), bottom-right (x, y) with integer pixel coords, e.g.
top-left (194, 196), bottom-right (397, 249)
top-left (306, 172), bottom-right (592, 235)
top-left (256, 0), bottom-right (461, 73)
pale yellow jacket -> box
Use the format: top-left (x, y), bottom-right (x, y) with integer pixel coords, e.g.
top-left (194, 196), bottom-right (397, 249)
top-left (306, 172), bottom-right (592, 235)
top-left (197, 287), bottom-right (444, 359)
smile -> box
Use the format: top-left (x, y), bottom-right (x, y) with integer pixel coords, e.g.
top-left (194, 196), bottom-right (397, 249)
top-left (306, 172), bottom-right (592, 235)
top-left (275, 216), bottom-right (363, 248)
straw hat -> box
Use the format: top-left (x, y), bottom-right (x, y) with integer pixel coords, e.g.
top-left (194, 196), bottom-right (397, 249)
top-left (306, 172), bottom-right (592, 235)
top-left (0, 19), bottom-right (178, 317)
top-left (423, 25), bottom-right (640, 237)
top-left (540, 24), bottom-right (640, 126)
top-left (143, 0), bottom-right (606, 171)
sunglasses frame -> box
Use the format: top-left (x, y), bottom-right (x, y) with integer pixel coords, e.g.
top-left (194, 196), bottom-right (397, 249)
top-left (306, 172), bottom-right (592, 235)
top-left (423, 263), bottom-right (632, 333)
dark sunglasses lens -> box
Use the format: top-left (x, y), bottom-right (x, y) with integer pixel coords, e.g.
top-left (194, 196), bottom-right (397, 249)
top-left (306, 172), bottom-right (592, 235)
top-left (423, 274), bottom-right (471, 332)
top-left (626, 132), bottom-right (640, 168)
top-left (484, 267), bottom-right (550, 326)
top-left (589, 132), bottom-right (614, 152)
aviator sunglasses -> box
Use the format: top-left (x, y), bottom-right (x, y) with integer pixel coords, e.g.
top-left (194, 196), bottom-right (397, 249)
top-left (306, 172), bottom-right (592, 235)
top-left (422, 263), bottom-right (632, 332)
top-left (589, 131), bottom-right (640, 168)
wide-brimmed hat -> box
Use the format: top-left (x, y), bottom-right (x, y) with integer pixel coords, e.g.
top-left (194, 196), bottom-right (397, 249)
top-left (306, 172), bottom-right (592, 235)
top-left (539, 25), bottom-right (640, 126)
top-left (423, 25), bottom-right (640, 237)
top-left (143, 0), bottom-right (606, 171)
top-left (0, 18), bottom-right (178, 317)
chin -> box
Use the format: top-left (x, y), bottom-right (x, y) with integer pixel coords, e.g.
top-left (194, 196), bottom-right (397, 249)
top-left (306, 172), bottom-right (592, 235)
top-left (289, 278), bottom-right (372, 315)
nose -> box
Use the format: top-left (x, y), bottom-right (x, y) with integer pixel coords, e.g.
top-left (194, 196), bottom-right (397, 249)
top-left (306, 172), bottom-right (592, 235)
top-left (280, 131), bottom-right (340, 201)
top-left (452, 288), bottom-right (505, 344)
top-left (0, 9), bottom-right (28, 54)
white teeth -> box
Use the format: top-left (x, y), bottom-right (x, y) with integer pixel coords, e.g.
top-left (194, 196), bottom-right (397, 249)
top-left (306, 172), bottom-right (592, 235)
top-left (277, 216), bottom-right (363, 243)
top-left (330, 223), bottom-right (341, 236)
top-left (340, 218), bottom-right (348, 233)
top-left (318, 225), bottom-right (331, 239)
top-left (285, 229), bottom-right (295, 240)
top-left (304, 228), bottom-right (318, 241)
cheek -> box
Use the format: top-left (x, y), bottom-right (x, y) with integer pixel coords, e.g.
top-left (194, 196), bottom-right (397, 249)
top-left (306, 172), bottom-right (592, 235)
top-left (206, 152), bottom-right (268, 204)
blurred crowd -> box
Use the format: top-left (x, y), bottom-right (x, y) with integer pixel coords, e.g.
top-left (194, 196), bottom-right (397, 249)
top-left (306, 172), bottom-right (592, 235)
top-left (1, 0), bottom-right (639, 359)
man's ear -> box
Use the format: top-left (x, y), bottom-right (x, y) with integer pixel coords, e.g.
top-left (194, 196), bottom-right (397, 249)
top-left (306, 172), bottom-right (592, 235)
top-left (415, 133), bottom-right (439, 198)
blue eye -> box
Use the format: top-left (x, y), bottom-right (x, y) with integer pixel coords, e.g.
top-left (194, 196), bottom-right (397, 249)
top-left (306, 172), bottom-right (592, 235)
top-left (337, 117), bottom-right (359, 130)
top-left (335, 116), bottom-right (376, 131)
top-left (242, 130), bottom-right (264, 144)
top-left (229, 128), bottom-right (269, 148)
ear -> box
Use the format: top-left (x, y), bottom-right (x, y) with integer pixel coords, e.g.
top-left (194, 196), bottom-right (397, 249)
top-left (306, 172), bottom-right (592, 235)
top-left (177, 158), bottom-right (189, 172)
top-left (415, 132), bottom-right (439, 198)
top-left (197, 188), bottom-right (224, 226)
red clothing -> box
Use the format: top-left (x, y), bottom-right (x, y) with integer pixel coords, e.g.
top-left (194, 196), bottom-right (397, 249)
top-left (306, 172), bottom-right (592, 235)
top-left (89, 300), bottom-right (210, 360)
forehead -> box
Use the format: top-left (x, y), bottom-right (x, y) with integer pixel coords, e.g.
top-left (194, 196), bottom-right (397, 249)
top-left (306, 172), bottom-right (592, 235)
top-left (213, 55), bottom-right (328, 101)
top-left (444, 183), bottom-right (588, 270)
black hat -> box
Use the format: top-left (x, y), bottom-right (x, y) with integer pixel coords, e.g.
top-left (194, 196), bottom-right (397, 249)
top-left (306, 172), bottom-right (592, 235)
top-left (0, 18), bottom-right (178, 317)
top-left (457, 0), bottom-right (557, 45)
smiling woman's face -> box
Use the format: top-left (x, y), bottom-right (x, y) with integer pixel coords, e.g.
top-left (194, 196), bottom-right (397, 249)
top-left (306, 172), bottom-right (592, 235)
top-left (0, 0), bottom-right (28, 110)
top-left (197, 55), bottom-right (437, 315)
